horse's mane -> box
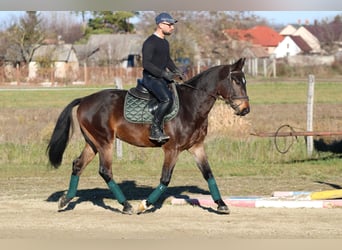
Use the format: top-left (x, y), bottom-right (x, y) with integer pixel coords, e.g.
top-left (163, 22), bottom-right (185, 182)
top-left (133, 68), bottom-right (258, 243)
top-left (181, 65), bottom-right (225, 87)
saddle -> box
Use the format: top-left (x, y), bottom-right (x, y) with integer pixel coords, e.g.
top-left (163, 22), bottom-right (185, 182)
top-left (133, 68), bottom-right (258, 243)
top-left (124, 79), bottom-right (179, 124)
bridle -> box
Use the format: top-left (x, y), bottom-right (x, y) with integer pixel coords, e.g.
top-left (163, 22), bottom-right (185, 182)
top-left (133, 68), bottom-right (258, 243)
top-left (227, 70), bottom-right (249, 102)
top-left (181, 70), bottom-right (249, 103)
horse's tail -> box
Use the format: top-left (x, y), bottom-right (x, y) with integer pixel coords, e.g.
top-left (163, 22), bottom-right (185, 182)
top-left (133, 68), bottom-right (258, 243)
top-left (47, 98), bottom-right (82, 168)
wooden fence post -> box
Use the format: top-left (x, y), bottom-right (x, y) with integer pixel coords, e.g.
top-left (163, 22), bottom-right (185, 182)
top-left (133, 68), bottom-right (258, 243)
top-left (307, 75), bottom-right (315, 157)
top-left (114, 77), bottom-right (123, 159)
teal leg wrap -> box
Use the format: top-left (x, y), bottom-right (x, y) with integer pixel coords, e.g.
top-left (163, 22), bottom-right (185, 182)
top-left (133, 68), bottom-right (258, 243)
top-left (107, 180), bottom-right (126, 204)
top-left (147, 184), bottom-right (167, 205)
top-left (66, 174), bottom-right (79, 199)
top-left (208, 177), bottom-right (222, 201)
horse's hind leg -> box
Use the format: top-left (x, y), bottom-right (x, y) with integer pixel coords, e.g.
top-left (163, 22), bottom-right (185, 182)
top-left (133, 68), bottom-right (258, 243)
top-left (59, 143), bottom-right (96, 210)
top-left (98, 145), bottom-right (133, 215)
top-left (189, 143), bottom-right (230, 214)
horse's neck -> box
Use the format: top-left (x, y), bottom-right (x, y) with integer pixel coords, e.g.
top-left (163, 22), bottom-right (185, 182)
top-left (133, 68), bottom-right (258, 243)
top-left (178, 81), bottom-right (217, 115)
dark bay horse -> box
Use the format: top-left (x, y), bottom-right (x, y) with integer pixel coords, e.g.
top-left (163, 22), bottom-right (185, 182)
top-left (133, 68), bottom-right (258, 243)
top-left (47, 58), bottom-right (250, 215)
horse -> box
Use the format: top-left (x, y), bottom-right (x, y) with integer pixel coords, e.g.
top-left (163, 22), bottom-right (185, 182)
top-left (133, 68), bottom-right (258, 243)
top-left (47, 57), bottom-right (250, 215)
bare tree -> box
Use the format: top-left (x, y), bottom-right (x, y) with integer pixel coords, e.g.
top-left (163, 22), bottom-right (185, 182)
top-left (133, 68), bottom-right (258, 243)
top-left (39, 11), bottom-right (84, 44)
top-left (5, 11), bottom-right (45, 63)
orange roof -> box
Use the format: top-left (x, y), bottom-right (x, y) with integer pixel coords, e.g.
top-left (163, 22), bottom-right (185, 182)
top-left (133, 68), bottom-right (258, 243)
top-left (224, 26), bottom-right (284, 47)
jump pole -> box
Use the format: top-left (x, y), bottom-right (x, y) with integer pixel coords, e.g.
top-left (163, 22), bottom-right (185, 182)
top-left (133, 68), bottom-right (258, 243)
top-left (310, 189), bottom-right (342, 200)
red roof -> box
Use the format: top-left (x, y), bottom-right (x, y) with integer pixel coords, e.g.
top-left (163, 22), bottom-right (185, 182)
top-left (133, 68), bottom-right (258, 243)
top-left (224, 26), bottom-right (284, 47)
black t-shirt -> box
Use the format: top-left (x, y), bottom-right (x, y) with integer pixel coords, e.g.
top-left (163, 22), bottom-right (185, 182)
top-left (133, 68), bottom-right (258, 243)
top-left (142, 34), bottom-right (177, 78)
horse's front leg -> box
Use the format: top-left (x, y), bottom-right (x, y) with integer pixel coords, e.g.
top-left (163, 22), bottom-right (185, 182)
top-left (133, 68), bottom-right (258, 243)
top-left (189, 143), bottom-right (230, 214)
top-left (137, 149), bottom-right (179, 214)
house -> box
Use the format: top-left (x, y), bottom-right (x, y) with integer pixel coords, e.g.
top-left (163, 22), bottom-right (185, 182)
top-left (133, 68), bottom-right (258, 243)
top-left (240, 44), bottom-right (272, 77)
top-left (274, 35), bottom-right (311, 58)
top-left (279, 24), bottom-right (297, 36)
top-left (281, 17), bottom-right (342, 54)
top-left (29, 44), bottom-right (79, 80)
top-left (74, 34), bottom-right (143, 67)
top-left (223, 26), bottom-right (284, 56)
top-left (3, 44), bottom-right (28, 81)
top-left (240, 44), bottom-right (269, 59)
top-left (281, 25), bottom-right (323, 54)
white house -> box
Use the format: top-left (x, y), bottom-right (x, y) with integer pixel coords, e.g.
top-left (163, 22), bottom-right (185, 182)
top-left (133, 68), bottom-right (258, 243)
top-left (279, 24), bottom-right (297, 36)
top-left (292, 26), bottom-right (322, 54)
top-left (274, 35), bottom-right (311, 58)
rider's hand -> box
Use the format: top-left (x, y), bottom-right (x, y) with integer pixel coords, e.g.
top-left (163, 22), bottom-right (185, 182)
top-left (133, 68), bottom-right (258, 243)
top-left (174, 70), bottom-right (187, 81)
top-left (161, 71), bottom-right (176, 82)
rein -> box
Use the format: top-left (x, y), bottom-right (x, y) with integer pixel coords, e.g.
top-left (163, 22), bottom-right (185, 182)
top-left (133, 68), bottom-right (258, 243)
top-left (181, 70), bottom-right (249, 102)
top-left (181, 82), bottom-right (218, 100)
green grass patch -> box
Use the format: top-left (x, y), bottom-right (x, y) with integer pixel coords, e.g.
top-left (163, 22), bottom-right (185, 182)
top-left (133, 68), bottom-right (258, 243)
top-left (248, 82), bottom-right (342, 104)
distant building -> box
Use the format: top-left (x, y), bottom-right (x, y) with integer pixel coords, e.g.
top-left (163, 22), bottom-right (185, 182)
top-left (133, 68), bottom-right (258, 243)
top-left (274, 35), bottom-right (311, 58)
top-left (29, 44), bottom-right (79, 80)
top-left (223, 26), bottom-right (284, 56)
top-left (74, 34), bottom-right (143, 68)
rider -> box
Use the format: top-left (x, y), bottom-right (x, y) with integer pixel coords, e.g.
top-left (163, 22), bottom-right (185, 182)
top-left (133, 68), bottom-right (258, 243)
top-left (141, 12), bottom-right (183, 143)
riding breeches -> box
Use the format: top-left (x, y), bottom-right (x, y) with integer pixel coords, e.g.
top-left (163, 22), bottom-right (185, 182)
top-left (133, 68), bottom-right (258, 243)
top-left (142, 73), bottom-right (173, 121)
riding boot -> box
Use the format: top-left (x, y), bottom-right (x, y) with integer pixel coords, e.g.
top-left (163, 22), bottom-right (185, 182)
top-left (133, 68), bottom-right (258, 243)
top-left (149, 118), bottom-right (170, 142)
top-left (149, 101), bottom-right (172, 143)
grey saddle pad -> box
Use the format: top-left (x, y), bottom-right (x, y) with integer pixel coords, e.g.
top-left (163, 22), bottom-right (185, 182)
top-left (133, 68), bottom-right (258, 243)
top-left (124, 86), bottom-right (179, 124)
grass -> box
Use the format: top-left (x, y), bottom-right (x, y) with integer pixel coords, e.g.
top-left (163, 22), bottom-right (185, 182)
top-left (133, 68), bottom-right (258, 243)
top-left (1, 81), bottom-right (342, 187)
top-left (247, 81), bottom-right (342, 104)
top-left (0, 87), bottom-right (104, 108)
top-left (1, 81), bottom-right (342, 108)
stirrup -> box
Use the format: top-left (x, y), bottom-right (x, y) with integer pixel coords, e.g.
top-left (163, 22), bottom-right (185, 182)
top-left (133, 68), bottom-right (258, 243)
top-left (149, 133), bottom-right (170, 143)
top-left (149, 127), bottom-right (170, 142)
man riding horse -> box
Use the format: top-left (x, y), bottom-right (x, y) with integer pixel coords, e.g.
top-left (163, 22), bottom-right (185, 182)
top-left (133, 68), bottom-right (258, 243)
top-left (141, 12), bottom-right (184, 143)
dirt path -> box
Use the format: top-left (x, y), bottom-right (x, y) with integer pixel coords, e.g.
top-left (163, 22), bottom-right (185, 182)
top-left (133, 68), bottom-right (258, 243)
top-left (1, 180), bottom-right (342, 239)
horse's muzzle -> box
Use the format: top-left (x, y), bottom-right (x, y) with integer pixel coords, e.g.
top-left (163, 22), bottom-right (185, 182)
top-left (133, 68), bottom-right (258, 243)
top-left (230, 99), bottom-right (250, 116)
top-left (236, 105), bottom-right (250, 116)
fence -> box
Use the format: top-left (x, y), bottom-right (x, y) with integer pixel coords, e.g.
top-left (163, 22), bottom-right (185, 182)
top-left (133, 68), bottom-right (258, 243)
top-left (0, 65), bottom-right (201, 86)
top-left (244, 58), bottom-right (276, 77)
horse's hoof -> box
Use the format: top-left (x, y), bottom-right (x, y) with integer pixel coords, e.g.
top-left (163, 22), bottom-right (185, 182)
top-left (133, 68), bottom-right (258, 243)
top-left (122, 201), bottom-right (134, 215)
top-left (217, 205), bottom-right (230, 214)
top-left (137, 200), bottom-right (149, 214)
top-left (58, 194), bottom-right (72, 210)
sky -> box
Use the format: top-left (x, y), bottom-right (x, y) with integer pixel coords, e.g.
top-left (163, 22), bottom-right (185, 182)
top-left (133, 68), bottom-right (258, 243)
top-left (0, 11), bottom-right (341, 27)
top-left (254, 11), bottom-right (341, 25)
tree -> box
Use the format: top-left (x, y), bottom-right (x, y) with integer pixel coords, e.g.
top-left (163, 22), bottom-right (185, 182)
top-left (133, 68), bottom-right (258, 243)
top-left (85, 11), bottom-right (137, 36)
top-left (5, 11), bottom-right (44, 63)
top-left (39, 12), bottom-right (84, 44)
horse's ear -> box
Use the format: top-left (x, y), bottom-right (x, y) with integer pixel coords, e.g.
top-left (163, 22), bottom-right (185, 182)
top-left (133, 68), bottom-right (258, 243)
top-left (233, 58), bottom-right (246, 71)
